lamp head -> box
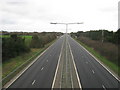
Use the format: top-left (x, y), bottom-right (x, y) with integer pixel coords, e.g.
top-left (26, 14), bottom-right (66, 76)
top-left (50, 22), bottom-right (57, 24)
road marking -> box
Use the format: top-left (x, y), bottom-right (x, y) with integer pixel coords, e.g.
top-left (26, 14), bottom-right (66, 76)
top-left (69, 61), bottom-right (74, 89)
top-left (68, 42), bottom-right (74, 88)
top-left (3, 37), bottom-right (58, 88)
top-left (41, 67), bottom-right (44, 71)
top-left (68, 41), bottom-right (82, 89)
top-left (71, 37), bottom-right (120, 82)
top-left (102, 85), bottom-right (106, 90)
top-left (52, 38), bottom-right (64, 89)
top-left (92, 70), bottom-right (95, 74)
top-left (66, 36), bottom-right (74, 88)
top-left (86, 61), bottom-right (88, 64)
top-left (32, 80), bottom-right (36, 85)
top-left (66, 36), bottom-right (68, 86)
top-left (60, 50), bottom-right (64, 88)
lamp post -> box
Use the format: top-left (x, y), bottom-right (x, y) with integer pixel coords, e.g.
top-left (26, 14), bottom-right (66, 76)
top-left (50, 22), bottom-right (83, 34)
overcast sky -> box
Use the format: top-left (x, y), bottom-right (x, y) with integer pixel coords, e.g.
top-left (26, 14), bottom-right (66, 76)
top-left (0, 0), bottom-right (119, 33)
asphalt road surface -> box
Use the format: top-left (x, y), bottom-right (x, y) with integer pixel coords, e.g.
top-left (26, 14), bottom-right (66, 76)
top-left (52, 34), bottom-right (80, 88)
top-left (7, 34), bottom-right (119, 89)
top-left (9, 35), bottom-right (64, 88)
top-left (68, 35), bottom-right (119, 89)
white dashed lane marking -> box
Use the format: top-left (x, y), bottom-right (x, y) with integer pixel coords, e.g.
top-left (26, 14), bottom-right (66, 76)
top-left (102, 85), bottom-right (106, 90)
top-left (41, 67), bottom-right (44, 71)
top-left (92, 70), bottom-right (95, 74)
top-left (32, 80), bottom-right (36, 85)
top-left (86, 61), bottom-right (88, 64)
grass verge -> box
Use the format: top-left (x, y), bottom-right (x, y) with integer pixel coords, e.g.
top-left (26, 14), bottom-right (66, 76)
top-left (2, 39), bottom-right (56, 86)
top-left (74, 38), bottom-right (119, 77)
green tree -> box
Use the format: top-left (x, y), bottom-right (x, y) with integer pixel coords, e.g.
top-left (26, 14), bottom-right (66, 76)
top-left (2, 34), bottom-right (30, 61)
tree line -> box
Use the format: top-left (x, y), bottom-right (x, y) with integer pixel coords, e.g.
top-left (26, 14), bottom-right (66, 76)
top-left (2, 34), bottom-right (30, 61)
top-left (70, 29), bottom-right (119, 65)
top-left (30, 32), bottom-right (57, 48)
top-left (2, 32), bottom-right (62, 62)
top-left (71, 29), bottom-right (119, 44)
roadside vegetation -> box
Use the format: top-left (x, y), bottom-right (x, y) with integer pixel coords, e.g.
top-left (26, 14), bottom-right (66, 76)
top-left (2, 31), bottom-right (63, 85)
top-left (2, 34), bottom-right (30, 61)
top-left (70, 29), bottom-right (120, 76)
top-left (3, 48), bottom-right (40, 78)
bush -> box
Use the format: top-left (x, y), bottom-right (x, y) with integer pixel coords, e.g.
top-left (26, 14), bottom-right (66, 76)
top-left (2, 34), bottom-right (30, 61)
top-left (30, 35), bottom-right (44, 48)
top-left (77, 36), bottom-right (118, 64)
top-left (72, 30), bottom-right (119, 45)
top-left (30, 33), bottom-right (56, 48)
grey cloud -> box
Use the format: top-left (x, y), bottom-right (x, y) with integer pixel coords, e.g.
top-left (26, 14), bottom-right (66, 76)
top-left (0, 18), bottom-right (16, 24)
top-left (2, 8), bottom-right (29, 16)
top-left (0, 14), bottom-right (17, 25)
top-left (1, 0), bottom-right (29, 17)
top-left (6, 0), bottom-right (27, 5)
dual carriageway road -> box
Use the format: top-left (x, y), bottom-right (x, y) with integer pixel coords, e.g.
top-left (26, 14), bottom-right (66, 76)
top-left (5, 34), bottom-right (119, 89)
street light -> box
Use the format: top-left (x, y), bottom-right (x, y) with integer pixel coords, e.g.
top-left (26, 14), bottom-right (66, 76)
top-left (50, 22), bottom-right (83, 34)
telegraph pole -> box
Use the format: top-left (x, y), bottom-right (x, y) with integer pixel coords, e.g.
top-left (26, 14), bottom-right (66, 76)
top-left (50, 22), bottom-right (83, 34)
top-left (102, 30), bottom-right (104, 43)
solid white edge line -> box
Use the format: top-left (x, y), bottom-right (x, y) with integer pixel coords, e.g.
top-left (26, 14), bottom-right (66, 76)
top-left (66, 36), bottom-right (68, 87)
top-left (71, 37), bottom-right (120, 82)
top-left (68, 40), bottom-right (82, 89)
top-left (67, 42), bottom-right (74, 89)
top-left (66, 37), bottom-right (74, 89)
top-left (4, 38), bottom-right (58, 88)
top-left (51, 37), bottom-right (64, 89)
